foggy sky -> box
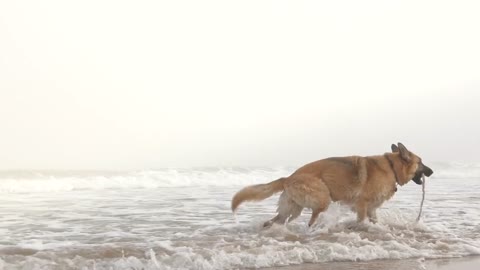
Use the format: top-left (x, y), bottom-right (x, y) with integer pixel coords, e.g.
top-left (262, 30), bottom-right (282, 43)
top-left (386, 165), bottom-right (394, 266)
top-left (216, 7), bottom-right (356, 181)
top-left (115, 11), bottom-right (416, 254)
top-left (1, 1), bottom-right (479, 170)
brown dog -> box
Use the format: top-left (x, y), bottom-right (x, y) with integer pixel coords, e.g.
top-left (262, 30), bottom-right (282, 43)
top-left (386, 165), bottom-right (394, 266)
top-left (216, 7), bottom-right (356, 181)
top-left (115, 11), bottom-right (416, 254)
top-left (232, 143), bottom-right (433, 227)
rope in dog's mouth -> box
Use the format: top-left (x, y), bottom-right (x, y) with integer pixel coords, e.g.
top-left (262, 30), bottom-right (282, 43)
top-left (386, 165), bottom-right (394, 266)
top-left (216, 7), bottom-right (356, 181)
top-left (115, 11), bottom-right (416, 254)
top-left (416, 174), bottom-right (426, 222)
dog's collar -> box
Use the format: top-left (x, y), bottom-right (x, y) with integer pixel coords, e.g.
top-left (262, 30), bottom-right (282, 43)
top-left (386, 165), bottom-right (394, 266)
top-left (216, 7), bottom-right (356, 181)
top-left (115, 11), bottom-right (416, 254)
top-left (384, 154), bottom-right (401, 187)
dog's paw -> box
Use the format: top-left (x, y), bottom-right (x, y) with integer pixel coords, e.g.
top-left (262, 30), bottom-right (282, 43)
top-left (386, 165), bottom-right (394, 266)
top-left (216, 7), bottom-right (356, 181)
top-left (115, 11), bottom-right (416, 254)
top-left (345, 220), bottom-right (371, 231)
top-left (263, 220), bottom-right (273, 228)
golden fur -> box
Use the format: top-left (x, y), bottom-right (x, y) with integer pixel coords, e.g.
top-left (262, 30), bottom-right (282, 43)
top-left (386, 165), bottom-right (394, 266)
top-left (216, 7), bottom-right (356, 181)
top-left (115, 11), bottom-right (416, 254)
top-left (232, 143), bottom-right (431, 227)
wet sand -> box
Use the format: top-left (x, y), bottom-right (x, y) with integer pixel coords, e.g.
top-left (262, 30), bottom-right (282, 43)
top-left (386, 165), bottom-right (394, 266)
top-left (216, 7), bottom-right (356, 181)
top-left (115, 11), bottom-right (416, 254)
top-left (259, 256), bottom-right (480, 270)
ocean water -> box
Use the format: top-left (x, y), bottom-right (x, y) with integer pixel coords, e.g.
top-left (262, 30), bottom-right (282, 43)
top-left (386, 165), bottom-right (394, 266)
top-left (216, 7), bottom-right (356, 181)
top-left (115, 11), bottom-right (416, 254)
top-left (0, 163), bottom-right (479, 269)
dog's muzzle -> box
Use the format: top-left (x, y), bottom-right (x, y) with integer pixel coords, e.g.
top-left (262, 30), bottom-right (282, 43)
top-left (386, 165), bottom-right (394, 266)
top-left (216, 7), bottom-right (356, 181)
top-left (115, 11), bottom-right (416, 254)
top-left (423, 165), bottom-right (433, 177)
top-left (412, 163), bottom-right (434, 185)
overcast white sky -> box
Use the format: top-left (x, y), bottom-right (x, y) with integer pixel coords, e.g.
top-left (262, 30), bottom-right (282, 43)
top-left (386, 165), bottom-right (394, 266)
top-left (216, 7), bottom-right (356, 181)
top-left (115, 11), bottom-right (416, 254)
top-left (1, 0), bottom-right (479, 170)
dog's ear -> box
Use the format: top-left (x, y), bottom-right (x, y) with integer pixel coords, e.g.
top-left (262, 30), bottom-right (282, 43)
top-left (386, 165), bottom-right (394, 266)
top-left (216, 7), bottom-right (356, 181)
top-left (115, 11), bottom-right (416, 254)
top-left (397, 142), bottom-right (411, 162)
top-left (391, 144), bottom-right (399, 153)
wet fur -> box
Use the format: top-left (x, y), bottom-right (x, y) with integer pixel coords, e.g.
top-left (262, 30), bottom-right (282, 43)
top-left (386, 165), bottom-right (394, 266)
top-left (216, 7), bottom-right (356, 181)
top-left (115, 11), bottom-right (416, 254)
top-left (232, 143), bottom-right (429, 227)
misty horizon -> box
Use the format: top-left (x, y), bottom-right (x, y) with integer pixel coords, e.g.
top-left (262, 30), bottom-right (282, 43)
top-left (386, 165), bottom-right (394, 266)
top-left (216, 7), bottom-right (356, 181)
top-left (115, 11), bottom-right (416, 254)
top-left (1, 1), bottom-right (479, 170)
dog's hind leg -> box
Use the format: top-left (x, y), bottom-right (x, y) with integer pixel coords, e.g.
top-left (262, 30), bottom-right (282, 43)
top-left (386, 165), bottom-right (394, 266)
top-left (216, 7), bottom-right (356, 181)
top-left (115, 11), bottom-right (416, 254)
top-left (307, 200), bottom-right (330, 227)
top-left (287, 204), bottom-right (303, 223)
top-left (263, 215), bottom-right (280, 228)
top-left (308, 208), bottom-right (321, 227)
top-left (285, 174), bottom-right (332, 227)
top-left (263, 192), bottom-right (292, 227)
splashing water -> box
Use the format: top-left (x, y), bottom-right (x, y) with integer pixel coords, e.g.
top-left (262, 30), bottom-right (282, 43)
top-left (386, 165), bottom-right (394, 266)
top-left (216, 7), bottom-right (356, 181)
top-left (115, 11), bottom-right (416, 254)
top-left (0, 164), bottom-right (479, 269)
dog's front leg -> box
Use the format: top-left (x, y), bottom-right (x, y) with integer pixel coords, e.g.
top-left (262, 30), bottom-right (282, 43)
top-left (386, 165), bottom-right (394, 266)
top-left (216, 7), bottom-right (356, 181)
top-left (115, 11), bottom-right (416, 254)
top-left (367, 208), bottom-right (378, 223)
top-left (355, 200), bottom-right (368, 223)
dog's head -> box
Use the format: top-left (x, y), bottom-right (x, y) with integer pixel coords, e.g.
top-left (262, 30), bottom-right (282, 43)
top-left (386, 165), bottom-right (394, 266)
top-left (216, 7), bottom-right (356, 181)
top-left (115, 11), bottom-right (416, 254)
top-left (391, 142), bottom-right (433, 185)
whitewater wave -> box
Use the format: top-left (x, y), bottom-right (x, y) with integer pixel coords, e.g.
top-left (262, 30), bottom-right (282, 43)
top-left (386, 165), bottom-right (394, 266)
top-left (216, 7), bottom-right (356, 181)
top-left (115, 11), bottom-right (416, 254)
top-left (0, 162), bottom-right (478, 193)
top-left (0, 167), bottom-right (292, 193)
top-left (429, 162), bottom-right (480, 179)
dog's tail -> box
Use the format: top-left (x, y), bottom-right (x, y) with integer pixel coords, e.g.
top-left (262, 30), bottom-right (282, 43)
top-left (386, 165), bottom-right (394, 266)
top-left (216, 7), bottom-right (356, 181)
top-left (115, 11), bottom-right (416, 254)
top-left (231, 177), bottom-right (287, 212)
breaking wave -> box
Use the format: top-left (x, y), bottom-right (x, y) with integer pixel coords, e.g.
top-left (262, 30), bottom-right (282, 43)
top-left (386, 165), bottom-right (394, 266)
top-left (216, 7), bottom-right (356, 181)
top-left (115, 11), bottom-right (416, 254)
top-left (0, 162), bottom-right (479, 193)
top-left (0, 167), bottom-right (293, 193)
